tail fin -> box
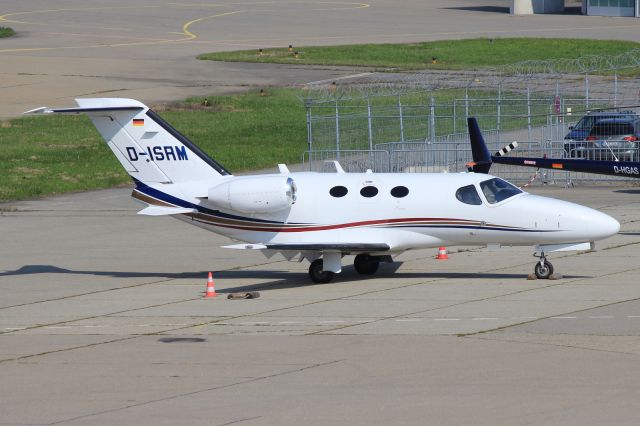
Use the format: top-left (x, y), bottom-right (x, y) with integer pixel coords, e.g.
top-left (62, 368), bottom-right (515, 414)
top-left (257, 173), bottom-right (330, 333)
top-left (467, 117), bottom-right (492, 174)
top-left (25, 98), bottom-right (231, 184)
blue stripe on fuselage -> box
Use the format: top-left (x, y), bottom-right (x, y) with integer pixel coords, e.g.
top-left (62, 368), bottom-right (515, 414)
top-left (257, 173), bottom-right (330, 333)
top-left (131, 179), bottom-right (288, 224)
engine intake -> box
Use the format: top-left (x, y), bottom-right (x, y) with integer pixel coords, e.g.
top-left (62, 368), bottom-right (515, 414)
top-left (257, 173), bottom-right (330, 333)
top-left (207, 176), bottom-right (297, 214)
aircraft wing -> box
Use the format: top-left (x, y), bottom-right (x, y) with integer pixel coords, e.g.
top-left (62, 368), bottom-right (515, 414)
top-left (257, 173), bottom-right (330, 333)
top-left (137, 206), bottom-right (196, 216)
top-left (223, 243), bottom-right (390, 252)
top-left (492, 155), bottom-right (640, 178)
top-left (265, 243), bottom-right (390, 252)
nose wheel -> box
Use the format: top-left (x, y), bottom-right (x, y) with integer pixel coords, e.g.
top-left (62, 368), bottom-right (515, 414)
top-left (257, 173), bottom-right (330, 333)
top-left (533, 252), bottom-right (554, 279)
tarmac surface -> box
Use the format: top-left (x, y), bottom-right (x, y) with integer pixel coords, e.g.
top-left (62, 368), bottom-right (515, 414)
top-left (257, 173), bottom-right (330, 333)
top-left (2, 185), bottom-right (640, 425)
top-left (2, 0), bottom-right (640, 117)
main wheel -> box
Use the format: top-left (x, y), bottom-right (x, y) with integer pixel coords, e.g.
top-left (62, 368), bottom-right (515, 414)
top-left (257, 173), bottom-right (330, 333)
top-left (534, 260), bottom-right (554, 279)
top-left (309, 259), bottom-right (335, 283)
top-left (354, 254), bottom-right (380, 275)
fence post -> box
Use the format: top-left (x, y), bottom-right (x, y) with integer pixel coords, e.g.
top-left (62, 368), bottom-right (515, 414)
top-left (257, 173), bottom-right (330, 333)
top-left (452, 98), bottom-right (457, 134)
top-left (465, 87), bottom-right (469, 122)
top-left (527, 86), bottom-right (532, 143)
top-left (585, 73), bottom-right (590, 109)
top-left (555, 82), bottom-right (560, 126)
top-left (306, 99), bottom-right (313, 170)
top-left (367, 96), bottom-right (373, 151)
top-left (425, 96), bottom-right (435, 169)
top-left (398, 95), bottom-right (405, 143)
top-left (430, 96), bottom-right (435, 143)
top-left (335, 100), bottom-right (340, 161)
top-left (497, 83), bottom-right (502, 143)
top-left (367, 96), bottom-right (375, 170)
top-left (614, 72), bottom-right (618, 108)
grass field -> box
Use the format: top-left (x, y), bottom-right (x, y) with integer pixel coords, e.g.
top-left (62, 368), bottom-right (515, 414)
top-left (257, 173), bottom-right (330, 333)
top-left (0, 27), bottom-right (15, 38)
top-left (198, 38), bottom-right (640, 73)
top-left (0, 89), bottom-right (306, 201)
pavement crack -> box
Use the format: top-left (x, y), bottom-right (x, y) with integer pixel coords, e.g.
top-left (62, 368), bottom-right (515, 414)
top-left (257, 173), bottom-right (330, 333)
top-left (0, 277), bottom-right (186, 312)
top-left (216, 416), bottom-right (263, 426)
top-left (459, 289), bottom-right (640, 337)
top-left (47, 359), bottom-right (343, 425)
top-left (0, 336), bottom-right (139, 364)
top-left (466, 334), bottom-right (640, 357)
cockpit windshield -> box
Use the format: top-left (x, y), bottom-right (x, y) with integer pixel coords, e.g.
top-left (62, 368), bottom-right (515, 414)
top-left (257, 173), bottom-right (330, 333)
top-left (479, 178), bottom-right (522, 204)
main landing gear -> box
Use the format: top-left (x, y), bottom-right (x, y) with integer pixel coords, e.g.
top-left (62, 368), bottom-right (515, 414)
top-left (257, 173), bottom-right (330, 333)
top-left (308, 254), bottom-right (389, 283)
top-left (354, 254), bottom-right (380, 275)
top-left (533, 251), bottom-right (554, 279)
top-left (308, 259), bottom-right (334, 284)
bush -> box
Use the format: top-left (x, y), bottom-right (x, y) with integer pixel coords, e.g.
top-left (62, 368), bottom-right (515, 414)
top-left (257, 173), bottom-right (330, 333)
top-left (0, 27), bottom-right (16, 38)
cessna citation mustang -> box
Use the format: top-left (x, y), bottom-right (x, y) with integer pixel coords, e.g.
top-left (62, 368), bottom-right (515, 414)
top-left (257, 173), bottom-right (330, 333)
top-left (26, 99), bottom-right (619, 282)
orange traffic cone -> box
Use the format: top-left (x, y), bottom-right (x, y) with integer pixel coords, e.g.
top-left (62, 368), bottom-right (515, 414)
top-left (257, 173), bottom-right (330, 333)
top-left (435, 247), bottom-right (449, 260)
top-left (204, 272), bottom-right (217, 298)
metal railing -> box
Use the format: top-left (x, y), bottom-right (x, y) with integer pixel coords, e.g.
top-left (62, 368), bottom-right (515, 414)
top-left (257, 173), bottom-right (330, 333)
top-left (303, 111), bottom-right (640, 185)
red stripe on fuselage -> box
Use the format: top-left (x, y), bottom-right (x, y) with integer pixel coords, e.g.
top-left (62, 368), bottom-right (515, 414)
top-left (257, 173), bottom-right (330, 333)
top-left (188, 214), bottom-right (492, 233)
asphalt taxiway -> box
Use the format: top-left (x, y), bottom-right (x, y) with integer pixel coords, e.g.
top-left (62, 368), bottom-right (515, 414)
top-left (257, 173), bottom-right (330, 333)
top-left (2, 185), bottom-right (640, 425)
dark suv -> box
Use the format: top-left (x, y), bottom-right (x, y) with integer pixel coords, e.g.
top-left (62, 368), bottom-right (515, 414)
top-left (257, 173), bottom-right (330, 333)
top-left (564, 111), bottom-right (638, 158)
top-left (584, 118), bottom-right (640, 161)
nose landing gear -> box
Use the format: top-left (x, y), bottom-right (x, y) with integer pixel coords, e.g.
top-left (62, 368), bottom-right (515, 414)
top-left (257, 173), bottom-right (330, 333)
top-left (533, 251), bottom-right (554, 279)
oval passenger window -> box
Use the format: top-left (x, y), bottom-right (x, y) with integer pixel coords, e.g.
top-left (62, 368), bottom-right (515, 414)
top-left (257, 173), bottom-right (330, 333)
top-left (360, 186), bottom-right (378, 198)
top-left (329, 186), bottom-right (348, 197)
top-left (390, 186), bottom-right (409, 198)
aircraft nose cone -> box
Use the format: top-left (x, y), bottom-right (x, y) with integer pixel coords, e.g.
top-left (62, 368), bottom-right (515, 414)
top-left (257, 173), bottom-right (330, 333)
top-left (588, 210), bottom-right (620, 240)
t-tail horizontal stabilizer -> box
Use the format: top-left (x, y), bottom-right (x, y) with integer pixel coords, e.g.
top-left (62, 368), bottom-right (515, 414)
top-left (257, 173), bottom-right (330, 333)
top-left (467, 117), bottom-right (492, 174)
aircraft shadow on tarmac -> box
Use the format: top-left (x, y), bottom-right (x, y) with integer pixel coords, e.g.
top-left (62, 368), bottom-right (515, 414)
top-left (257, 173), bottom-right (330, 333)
top-left (442, 6), bottom-right (581, 15)
top-left (1, 264), bottom-right (587, 293)
top-left (614, 189), bottom-right (640, 195)
top-left (442, 6), bottom-right (509, 13)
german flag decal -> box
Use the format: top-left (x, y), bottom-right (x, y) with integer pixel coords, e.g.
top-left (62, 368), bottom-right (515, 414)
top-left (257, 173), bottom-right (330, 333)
top-left (132, 118), bottom-right (144, 127)
top-left (552, 163), bottom-right (563, 169)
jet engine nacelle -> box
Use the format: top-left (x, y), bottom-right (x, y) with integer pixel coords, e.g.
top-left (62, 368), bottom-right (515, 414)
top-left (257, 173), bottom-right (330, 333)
top-left (207, 176), bottom-right (297, 214)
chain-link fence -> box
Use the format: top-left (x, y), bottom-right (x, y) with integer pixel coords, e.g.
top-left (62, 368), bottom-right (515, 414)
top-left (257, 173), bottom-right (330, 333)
top-left (301, 50), bottom-right (640, 185)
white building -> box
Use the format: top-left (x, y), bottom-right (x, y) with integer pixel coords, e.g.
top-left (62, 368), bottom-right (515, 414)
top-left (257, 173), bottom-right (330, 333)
top-left (511, 0), bottom-right (639, 17)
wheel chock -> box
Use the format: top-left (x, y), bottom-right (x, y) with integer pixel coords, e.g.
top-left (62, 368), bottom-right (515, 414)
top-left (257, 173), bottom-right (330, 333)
top-left (227, 291), bottom-right (260, 300)
top-left (527, 273), bottom-right (538, 280)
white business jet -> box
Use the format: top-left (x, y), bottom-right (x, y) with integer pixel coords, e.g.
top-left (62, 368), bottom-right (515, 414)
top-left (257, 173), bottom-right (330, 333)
top-left (26, 99), bottom-right (619, 282)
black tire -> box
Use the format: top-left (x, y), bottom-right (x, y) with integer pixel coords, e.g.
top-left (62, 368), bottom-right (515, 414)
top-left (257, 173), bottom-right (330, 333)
top-left (354, 254), bottom-right (380, 275)
top-left (534, 260), bottom-right (554, 279)
top-left (309, 259), bottom-right (334, 283)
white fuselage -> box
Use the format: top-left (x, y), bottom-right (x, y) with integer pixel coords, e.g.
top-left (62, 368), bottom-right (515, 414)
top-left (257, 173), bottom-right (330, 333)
top-left (154, 171), bottom-right (619, 253)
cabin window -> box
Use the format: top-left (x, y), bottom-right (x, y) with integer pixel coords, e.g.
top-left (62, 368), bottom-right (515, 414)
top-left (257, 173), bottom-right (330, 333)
top-left (330, 186), bottom-right (348, 198)
top-left (479, 178), bottom-right (522, 204)
top-left (360, 186), bottom-right (378, 198)
top-left (455, 185), bottom-right (482, 205)
top-left (390, 186), bottom-right (409, 198)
